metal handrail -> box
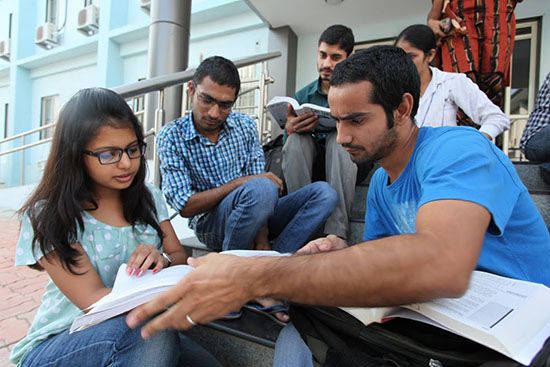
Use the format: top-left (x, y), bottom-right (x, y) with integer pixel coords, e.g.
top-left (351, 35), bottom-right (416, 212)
top-left (0, 123), bottom-right (55, 146)
top-left (0, 138), bottom-right (53, 157)
top-left (112, 52), bottom-right (280, 98)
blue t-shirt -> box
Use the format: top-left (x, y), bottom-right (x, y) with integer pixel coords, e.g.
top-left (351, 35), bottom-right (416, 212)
top-left (364, 127), bottom-right (550, 285)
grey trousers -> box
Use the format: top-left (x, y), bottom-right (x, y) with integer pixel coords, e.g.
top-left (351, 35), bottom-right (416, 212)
top-left (282, 132), bottom-right (357, 239)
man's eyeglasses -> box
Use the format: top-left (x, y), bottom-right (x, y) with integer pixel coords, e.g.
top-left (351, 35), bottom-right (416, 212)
top-left (84, 143), bottom-right (146, 165)
top-left (196, 92), bottom-right (235, 112)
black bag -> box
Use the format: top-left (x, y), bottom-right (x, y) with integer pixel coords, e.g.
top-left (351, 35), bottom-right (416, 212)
top-left (289, 305), bottom-right (550, 367)
top-left (263, 134), bottom-right (286, 193)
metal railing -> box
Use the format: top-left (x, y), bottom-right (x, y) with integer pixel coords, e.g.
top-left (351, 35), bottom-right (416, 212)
top-left (0, 51), bottom-right (280, 187)
top-left (503, 86), bottom-right (530, 161)
top-left (502, 114), bottom-right (530, 161)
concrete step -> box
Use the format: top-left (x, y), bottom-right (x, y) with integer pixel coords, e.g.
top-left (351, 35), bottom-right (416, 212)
top-left (531, 193), bottom-right (550, 226)
top-left (514, 162), bottom-right (550, 194)
top-left (186, 308), bottom-right (282, 367)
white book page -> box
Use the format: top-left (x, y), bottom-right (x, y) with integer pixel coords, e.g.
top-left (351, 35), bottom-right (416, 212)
top-left (86, 264), bottom-right (193, 312)
top-left (221, 249), bottom-right (289, 257)
top-left (404, 271), bottom-right (550, 364)
top-left (70, 288), bottom-right (167, 333)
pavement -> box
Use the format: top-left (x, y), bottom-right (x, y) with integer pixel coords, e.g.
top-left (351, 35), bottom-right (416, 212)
top-left (0, 212), bottom-right (48, 367)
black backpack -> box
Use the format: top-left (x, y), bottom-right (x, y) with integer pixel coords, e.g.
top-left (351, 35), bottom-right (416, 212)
top-left (263, 134), bottom-right (287, 194)
top-left (289, 305), bottom-right (550, 367)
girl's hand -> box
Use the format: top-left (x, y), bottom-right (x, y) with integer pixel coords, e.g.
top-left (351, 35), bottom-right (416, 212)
top-left (126, 244), bottom-right (166, 276)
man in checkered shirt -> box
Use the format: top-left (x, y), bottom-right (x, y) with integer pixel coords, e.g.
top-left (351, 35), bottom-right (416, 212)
top-left (157, 56), bottom-right (338, 253)
top-left (521, 72), bottom-right (550, 184)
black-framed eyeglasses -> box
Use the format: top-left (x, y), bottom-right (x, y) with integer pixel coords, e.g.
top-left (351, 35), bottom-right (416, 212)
top-left (84, 143), bottom-right (147, 165)
top-left (196, 91), bottom-right (235, 112)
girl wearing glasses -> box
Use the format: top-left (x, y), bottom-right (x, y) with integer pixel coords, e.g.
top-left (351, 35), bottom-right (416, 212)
top-left (10, 88), bottom-right (220, 366)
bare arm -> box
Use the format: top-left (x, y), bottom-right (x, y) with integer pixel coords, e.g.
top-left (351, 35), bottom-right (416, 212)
top-left (39, 246), bottom-right (111, 310)
top-left (427, 0), bottom-right (446, 38)
top-left (261, 199), bottom-right (488, 305)
top-left (127, 199), bottom-right (490, 336)
top-left (180, 173), bottom-right (283, 217)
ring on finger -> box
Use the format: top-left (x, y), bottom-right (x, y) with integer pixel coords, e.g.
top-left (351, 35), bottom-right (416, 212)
top-left (186, 314), bottom-right (197, 326)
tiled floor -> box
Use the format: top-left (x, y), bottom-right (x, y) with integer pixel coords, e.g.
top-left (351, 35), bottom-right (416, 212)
top-left (0, 213), bottom-right (47, 367)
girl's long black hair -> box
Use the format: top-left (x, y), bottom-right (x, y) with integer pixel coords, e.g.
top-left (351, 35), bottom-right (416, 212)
top-left (20, 88), bottom-right (163, 274)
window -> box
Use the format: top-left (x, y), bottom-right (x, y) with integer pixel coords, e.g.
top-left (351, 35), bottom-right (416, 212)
top-left (503, 18), bottom-right (541, 160)
top-left (3, 103), bottom-right (8, 139)
top-left (46, 0), bottom-right (58, 24)
top-left (40, 95), bottom-right (58, 140)
top-left (131, 95), bottom-right (146, 123)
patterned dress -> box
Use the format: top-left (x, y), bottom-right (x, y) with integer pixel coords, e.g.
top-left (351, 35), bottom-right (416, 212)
top-left (436, 0), bottom-right (521, 122)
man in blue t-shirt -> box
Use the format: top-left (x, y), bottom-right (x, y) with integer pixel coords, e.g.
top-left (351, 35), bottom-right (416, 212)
top-left (127, 47), bottom-right (550, 357)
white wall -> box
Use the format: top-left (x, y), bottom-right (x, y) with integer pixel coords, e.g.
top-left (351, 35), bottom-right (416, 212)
top-left (189, 27), bottom-right (268, 67)
top-left (120, 38), bottom-right (149, 83)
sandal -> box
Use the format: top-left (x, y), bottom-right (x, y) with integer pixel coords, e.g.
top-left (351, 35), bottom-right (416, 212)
top-left (244, 301), bottom-right (289, 326)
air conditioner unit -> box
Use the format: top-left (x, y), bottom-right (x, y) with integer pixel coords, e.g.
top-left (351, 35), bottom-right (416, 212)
top-left (140, 0), bottom-right (151, 13)
top-left (0, 39), bottom-right (10, 61)
top-left (35, 23), bottom-right (58, 49)
top-left (77, 4), bottom-right (99, 36)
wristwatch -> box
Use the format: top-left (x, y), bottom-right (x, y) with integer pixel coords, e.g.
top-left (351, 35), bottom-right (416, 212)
top-left (161, 252), bottom-right (173, 267)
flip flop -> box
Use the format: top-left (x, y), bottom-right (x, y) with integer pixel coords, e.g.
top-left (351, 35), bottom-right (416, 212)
top-left (244, 302), bottom-right (289, 326)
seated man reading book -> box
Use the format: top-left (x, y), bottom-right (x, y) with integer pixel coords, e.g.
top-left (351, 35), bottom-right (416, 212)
top-left (282, 24), bottom-right (359, 241)
top-left (156, 56), bottom-right (337, 253)
top-left (128, 47), bottom-right (550, 365)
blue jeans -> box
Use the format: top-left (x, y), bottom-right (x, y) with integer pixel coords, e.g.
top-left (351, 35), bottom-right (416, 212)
top-left (195, 178), bottom-right (338, 252)
top-left (524, 124), bottom-right (550, 183)
top-left (22, 314), bottom-right (221, 367)
top-left (273, 323), bottom-right (314, 367)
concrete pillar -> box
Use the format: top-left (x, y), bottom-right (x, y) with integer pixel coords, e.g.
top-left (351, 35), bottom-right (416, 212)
top-left (145, 0), bottom-right (191, 130)
top-left (267, 26), bottom-right (297, 137)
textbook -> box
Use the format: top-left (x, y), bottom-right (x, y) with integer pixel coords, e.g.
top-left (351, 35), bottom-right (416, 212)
top-left (266, 96), bottom-right (336, 133)
top-left (342, 271), bottom-right (550, 365)
top-left (69, 250), bottom-right (286, 333)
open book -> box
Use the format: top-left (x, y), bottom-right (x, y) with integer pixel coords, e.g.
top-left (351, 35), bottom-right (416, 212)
top-left (342, 271), bottom-right (550, 365)
top-left (266, 96), bottom-right (336, 133)
top-left (70, 250), bottom-right (286, 333)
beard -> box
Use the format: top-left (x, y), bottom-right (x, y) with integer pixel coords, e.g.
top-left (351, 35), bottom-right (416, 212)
top-left (343, 127), bottom-right (398, 164)
top-left (319, 67), bottom-right (333, 81)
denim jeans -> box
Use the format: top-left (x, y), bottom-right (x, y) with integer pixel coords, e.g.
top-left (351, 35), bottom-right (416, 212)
top-left (22, 314), bottom-right (221, 367)
top-left (524, 124), bottom-right (550, 184)
top-left (195, 178), bottom-right (338, 252)
top-left (273, 323), bottom-right (314, 367)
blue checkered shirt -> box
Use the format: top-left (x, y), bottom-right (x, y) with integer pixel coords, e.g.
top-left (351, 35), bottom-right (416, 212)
top-left (521, 73), bottom-right (550, 153)
top-left (156, 112), bottom-right (265, 229)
